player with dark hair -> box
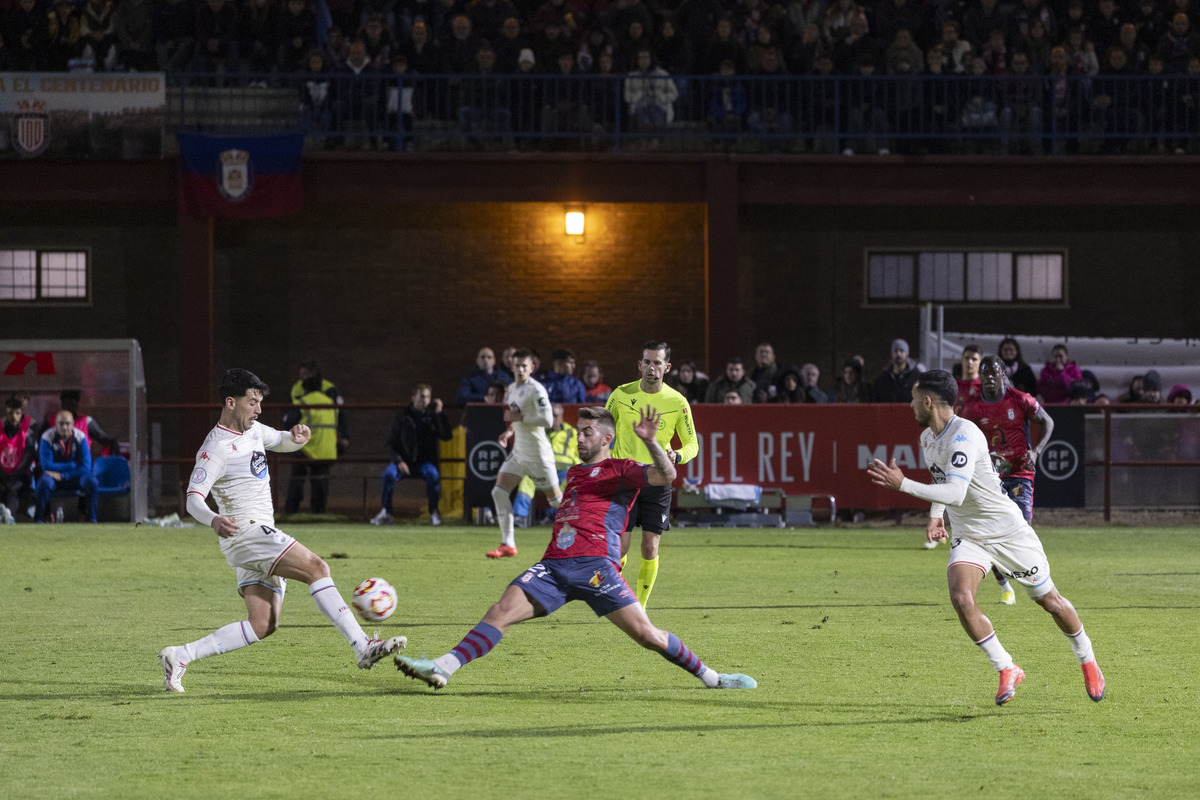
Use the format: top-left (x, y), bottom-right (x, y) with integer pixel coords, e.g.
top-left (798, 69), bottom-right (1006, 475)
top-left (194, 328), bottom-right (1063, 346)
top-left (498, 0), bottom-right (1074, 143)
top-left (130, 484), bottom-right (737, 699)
top-left (605, 341), bottom-right (699, 607)
top-left (394, 405), bottom-right (755, 692)
top-left (867, 369), bottom-right (1104, 705)
top-left (961, 355), bottom-right (1056, 604)
top-left (158, 368), bottom-right (405, 693)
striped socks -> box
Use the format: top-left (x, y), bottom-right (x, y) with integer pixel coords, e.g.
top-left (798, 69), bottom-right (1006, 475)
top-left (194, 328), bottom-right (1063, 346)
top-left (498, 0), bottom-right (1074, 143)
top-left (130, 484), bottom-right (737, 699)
top-left (435, 622), bottom-right (504, 675)
top-left (661, 632), bottom-right (719, 687)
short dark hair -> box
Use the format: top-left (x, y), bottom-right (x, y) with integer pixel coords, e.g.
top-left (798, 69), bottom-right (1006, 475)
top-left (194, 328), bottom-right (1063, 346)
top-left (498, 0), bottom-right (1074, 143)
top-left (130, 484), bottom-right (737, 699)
top-left (914, 369), bottom-right (957, 406)
top-left (643, 340), bottom-right (671, 361)
top-left (727, 356), bottom-right (744, 366)
top-left (980, 355), bottom-right (1005, 373)
top-left (60, 389), bottom-right (81, 406)
top-left (512, 347), bottom-right (534, 361)
top-left (963, 344), bottom-right (981, 356)
top-left (552, 348), bottom-right (575, 361)
top-left (577, 406), bottom-right (616, 436)
top-left (219, 368), bottom-right (270, 403)
top-left (4, 395), bottom-right (22, 411)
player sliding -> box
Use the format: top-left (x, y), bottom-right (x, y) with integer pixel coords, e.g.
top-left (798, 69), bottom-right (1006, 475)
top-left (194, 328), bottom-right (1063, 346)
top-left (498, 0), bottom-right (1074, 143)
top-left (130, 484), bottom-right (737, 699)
top-left (158, 369), bottom-right (405, 693)
top-left (867, 370), bottom-right (1104, 706)
top-left (395, 405), bottom-right (756, 692)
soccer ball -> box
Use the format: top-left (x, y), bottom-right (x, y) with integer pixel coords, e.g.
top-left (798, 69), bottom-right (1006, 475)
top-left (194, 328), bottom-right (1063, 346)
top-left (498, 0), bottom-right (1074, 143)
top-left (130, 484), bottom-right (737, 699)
top-left (351, 577), bottom-right (398, 623)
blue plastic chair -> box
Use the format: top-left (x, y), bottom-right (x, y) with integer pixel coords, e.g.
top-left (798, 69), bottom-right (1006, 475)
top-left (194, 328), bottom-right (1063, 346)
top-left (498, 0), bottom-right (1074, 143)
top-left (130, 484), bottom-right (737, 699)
top-left (93, 456), bottom-right (131, 495)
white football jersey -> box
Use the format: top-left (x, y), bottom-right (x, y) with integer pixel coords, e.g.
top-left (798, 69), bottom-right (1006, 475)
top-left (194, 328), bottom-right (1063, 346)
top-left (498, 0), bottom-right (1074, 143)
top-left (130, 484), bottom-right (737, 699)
top-left (916, 415), bottom-right (1027, 541)
top-left (187, 421), bottom-right (287, 528)
top-left (506, 378), bottom-right (554, 456)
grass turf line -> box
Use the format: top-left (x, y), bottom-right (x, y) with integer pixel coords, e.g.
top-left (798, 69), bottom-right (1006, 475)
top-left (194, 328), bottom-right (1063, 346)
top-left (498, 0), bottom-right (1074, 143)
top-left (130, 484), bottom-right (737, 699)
top-left (1, 525), bottom-right (1197, 799)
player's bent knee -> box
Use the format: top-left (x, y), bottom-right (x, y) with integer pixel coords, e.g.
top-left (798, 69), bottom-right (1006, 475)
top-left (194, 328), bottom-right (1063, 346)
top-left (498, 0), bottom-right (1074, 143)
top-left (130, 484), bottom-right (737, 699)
top-left (491, 484), bottom-right (513, 511)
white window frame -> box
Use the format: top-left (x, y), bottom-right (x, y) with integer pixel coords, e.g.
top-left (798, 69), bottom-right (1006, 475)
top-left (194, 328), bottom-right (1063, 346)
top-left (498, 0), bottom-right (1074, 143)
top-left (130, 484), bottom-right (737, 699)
top-left (0, 248), bottom-right (91, 304)
top-left (865, 248), bottom-right (1067, 307)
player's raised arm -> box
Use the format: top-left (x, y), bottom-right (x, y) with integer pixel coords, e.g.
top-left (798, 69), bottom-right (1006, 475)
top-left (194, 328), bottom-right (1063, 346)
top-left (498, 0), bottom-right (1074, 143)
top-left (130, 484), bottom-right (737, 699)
top-left (634, 405), bottom-right (676, 486)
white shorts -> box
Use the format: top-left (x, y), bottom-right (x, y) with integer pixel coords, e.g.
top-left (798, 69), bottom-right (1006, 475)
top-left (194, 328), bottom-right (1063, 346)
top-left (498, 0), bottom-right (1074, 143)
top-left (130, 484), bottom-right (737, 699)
top-left (498, 448), bottom-right (559, 491)
top-left (948, 524), bottom-right (1055, 599)
top-left (220, 521), bottom-right (295, 598)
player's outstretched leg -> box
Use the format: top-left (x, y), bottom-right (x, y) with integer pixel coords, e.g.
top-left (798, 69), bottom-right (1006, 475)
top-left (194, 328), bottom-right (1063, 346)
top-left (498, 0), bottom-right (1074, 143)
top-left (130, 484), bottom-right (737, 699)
top-left (157, 620), bottom-right (260, 693)
top-left (396, 622), bottom-right (504, 690)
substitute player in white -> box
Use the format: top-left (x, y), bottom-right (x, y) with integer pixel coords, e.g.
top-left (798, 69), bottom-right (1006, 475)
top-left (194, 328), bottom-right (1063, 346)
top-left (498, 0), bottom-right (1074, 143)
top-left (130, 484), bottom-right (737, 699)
top-left (486, 348), bottom-right (562, 558)
top-left (867, 369), bottom-right (1105, 705)
top-left (158, 368), bottom-right (405, 693)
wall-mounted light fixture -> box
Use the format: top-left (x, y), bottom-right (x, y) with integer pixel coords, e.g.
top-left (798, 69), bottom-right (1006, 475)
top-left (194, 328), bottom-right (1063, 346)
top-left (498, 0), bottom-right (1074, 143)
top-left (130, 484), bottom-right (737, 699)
top-left (565, 208), bottom-right (585, 238)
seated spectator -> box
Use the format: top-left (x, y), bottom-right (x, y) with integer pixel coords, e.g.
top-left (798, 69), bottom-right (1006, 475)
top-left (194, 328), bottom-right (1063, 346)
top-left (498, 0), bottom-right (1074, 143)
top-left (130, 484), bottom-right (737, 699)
top-left (493, 16), bottom-right (524, 73)
top-left (997, 338), bottom-right (1038, 396)
top-left (707, 58), bottom-right (748, 150)
top-left (1, 395), bottom-right (37, 522)
top-left (1118, 374), bottom-right (1145, 403)
top-left (938, 20), bottom-right (972, 74)
top-left (335, 39), bottom-right (385, 150)
top-left (750, 342), bottom-right (784, 402)
top-left (458, 43), bottom-right (513, 151)
top-left (666, 359), bottom-right (709, 403)
top-left (705, 357), bottom-right (756, 404)
top-left (370, 384), bottom-right (452, 526)
top-left (239, 0), bottom-right (281, 74)
top-left (832, 13), bottom-right (880, 75)
top-left (871, 339), bottom-right (920, 402)
top-left (1156, 13), bottom-right (1200, 74)
top-left (822, 0), bottom-right (863, 43)
top-left (443, 13), bottom-right (482, 73)
top-left (1025, 19), bottom-right (1052, 74)
top-left (155, 0), bottom-right (194, 71)
top-left (45, 0), bottom-right (81, 71)
top-left (456, 347), bottom-right (512, 405)
top-left (300, 49), bottom-right (333, 145)
top-left (113, 0), bottom-right (154, 71)
top-left (543, 349), bottom-right (587, 403)
top-left (960, 52), bottom-right (1000, 153)
top-left (701, 16), bottom-right (743, 74)
top-left (655, 16), bottom-right (693, 76)
top-left (885, 28), bottom-right (922, 74)
top-left (624, 46), bottom-right (678, 135)
top-left (773, 367), bottom-right (806, 403)
top-left (834, 357), bottom-right (871, 402)
top-left (485, 380), bottom-right (507, 404)
top-left (80, 0), bottom-right (118, 70)
top-left (468, 0), bottom-right (520, 42)
top-left (278, 0), bottom-right (317, 71)
top-left (1064, 25), bottom-right (1100, 76)
top-left (1036, 343), bottom-right (1084, 404)
top-left (385, 52), bottom-right (414, 151)
top-left (844, 54), bottom-right (891, 154)
top-left (723, 388), bottom-right (744, 404)
top-left (1001, 50), bottom-right (1044, 155)
top-left (800, 363), bottom-right (830, 402)
top-left (576, 26), bottom-right (614, 73)
top-left (37, 411), bottom-right (98, 524)
top-left (541, 51), bottom-right (596, 151)
top-left (580, 360), bottom-right (612, 403)
top-left (1067, 379), bottom-right (1091, 405)
top-left (1168, 384), bottom-right (1193, 405)
top-left (191, 0), bottom-right (240, 74)
top-left (747, 47), bottom-right (796, 151)
top-left (361, 13), bottom-right (394, 71)
top-left (1141, 370), bottom-right (1164, 403)
top-left (962, 0), bottom-right (1009, 53)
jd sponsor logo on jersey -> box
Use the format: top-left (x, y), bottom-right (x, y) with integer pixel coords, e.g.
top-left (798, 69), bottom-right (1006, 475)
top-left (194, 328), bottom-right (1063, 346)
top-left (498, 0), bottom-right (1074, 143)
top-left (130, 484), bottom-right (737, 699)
top-left (250, 451), bottom-right (267, 478)
top-left (950, 451), bottom-right (968, 468)
top-left (1039, 440), bottom-right (1079, 481)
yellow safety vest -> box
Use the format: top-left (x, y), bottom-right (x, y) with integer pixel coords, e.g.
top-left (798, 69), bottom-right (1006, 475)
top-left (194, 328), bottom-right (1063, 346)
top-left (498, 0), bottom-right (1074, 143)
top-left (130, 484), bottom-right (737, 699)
top-left (291, 379), bottom-right (339, 461)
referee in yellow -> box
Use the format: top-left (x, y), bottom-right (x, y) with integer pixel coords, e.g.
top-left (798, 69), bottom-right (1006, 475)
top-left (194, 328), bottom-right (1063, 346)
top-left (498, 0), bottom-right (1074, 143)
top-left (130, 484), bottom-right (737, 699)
top-left (605, 341), bottom-right (700, 607)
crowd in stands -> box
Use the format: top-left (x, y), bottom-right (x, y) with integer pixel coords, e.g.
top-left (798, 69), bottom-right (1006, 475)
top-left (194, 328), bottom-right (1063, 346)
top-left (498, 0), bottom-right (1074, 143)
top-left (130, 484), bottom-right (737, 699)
top-left (7, 0), bottom-right (1200, 152)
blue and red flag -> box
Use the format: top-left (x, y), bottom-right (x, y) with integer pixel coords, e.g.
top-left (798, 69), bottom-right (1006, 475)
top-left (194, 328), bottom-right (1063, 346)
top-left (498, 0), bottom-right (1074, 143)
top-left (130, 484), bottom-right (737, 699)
top-left (177, 132), bottom-right (304, 219)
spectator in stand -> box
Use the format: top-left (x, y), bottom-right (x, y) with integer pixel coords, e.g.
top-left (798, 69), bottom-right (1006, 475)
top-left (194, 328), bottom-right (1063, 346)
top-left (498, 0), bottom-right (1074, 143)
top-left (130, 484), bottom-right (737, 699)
top-left (800, 363), bottom-right (831, 402)
top-left (787, 22), bottom-right (824, 75)
top-left (468, 0), bottom-right (519, 42)
top-left (822, 0), bottom-right (862, 42)
top-left (1118, 374), bottom-right (1145, 403)
top-left (57, 390), bottom-right (119, 458)
top-left (834, 356), bottom-right (871, 402)
top-left (953, 344), bottom-right (983, 410)
top-left (997, 338), bottom-right (1037, 395)
top-left (871, 338), bottom-right (920, 402)
top-left (723, 388), bottom-right (744, 404)
top-left (614, 17), bottom-right (650, 73)
top-left (1133, 0), bottom-right (1167, 54)
top-left (624, 46), bottom-right (678, 136)
top-left (529, 0), bottom-right (572, 37)
top-left (45, 0), bottom-right (81, 72)
top-left (361, 13), bottom-right (395, 71)
top-left (323, 25), bottom-right (349, 70)
top-left (542, 50), bottom-right (594, 150)
top-left (1036, 343), bottom-right (1084, 404)
top-left (885, 27), bottom-right (922, 74)
top-left (239, 0), bottom-right (281, 74)
top-left (112, 0), bottom-right (154, 70)
top-left (938, 20), bottom-right (972, 74)
top-left (335, 39), bottom-right (383, 151)
top-left (493, 16), bottom-right (524, 73)
top-left (400, 21), bottom-right (442, 86)
top-left (543, 349), bottom-right (587, 404)
top-left (1090, 0), bottom-right (1124, 58)
top-left (1064, 25), bottom-right (1100, 76)
top-left (300, 49), bottom-right (332, 146)
top-left (1001, 51), bottom-right (1044, 153)
top-left (370, 383), bottom-right (453, 526)
top-left (844, 54), bottom-right (891, 154)
top-left (283, 361), bottom-right (349, 516)
top-left (191, 0), bottom-right (239, 73)
top-left (581, 359), bottom-right (612, 403)
top-left (1, 395), bottom-right (37, 523)
top-left (748, 47), bottom-right (796, 152)
top-left (458, 347), bottom-right (512, 405)
top-left (705, 357), bottom-right (756, 404)
top-left (1067, 380), bottom-right (1091, 405)
top-left (875, 0), bottom-right (922, 47)
top-left (1141, 370), bottom-right (1164, 403)
top-left (80, 0), bottom-right (118, 70)
top-left (576, 26), bottom-right (614, 73)
top-left (7, 0), bottom-right (46, 71)
top-left (1025, 18), bottom-right (1052, 74)
top-left (655, 16), bottom-right (693, 76)
top-left (36, 411), bottom-right (98, 524)
top-left (750, 342), bottom-right (783, 402)
top-left (157, 0), bottom-right (196, 71)
top-left (1092, 45), bottom-right (1142, 153)
top-left (786, 0), bottom-right (826, 35)
top-left (701, 15), bottom-right (743, 74)
top-left (278, 0), bottom-right (317, 71)
top-left (443, 13), bottom-right (482, 73)
top-left (1168, 384), bottom-right (1193, 405)
top-left (1012, 0), bottom-right (1056, 53)
top-left (530, 17), bottom-right (570, 68)
top-left (773, 366), bottom-right (806, 403)
top-left (498, 346), bottom-right (518, 381)
top-left (666, 358), bottom-right (709, 403)
top-left (459, 43), bottom-right (513, 150)
top-left (601, 0), bottom-right (653, 45)
top-left (1118, 22), bottom-right (1149, 74)
top-left (1157, 13), bottom-right (1200, 73)
top-left (980, 28), bottom-right (1008, 74)
top-left (676, 0), bottom-right (723, 48)
top-left (485, 380), bottom-right (507, 405)
top-left (962, 0), bottom-right (1009, 53)
top-left (832, 13), bottom-right (880, 75)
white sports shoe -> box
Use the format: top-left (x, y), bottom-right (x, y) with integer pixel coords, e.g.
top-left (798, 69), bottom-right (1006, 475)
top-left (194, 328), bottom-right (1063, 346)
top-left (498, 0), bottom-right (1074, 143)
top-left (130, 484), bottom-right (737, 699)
top-left (159, 646), bottom-right (188, 693)
top-left (430, 511), bottom-right (442, 526)
top-left (356, 636), bottom-right (407, 669)
top-left (923, 540), bottom-right (940, 549)
top-left (369, 509), bottom-right (394, 526)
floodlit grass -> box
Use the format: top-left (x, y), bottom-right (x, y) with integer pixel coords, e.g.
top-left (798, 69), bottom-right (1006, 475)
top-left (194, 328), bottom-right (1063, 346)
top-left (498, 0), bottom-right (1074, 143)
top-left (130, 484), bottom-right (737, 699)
top-left (2, 524), bottom-right (1197, 799)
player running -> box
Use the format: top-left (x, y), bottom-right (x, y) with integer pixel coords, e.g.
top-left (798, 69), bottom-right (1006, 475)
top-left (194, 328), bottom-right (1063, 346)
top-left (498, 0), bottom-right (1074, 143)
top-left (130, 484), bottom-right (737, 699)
top-left (485, 348), bottom-right (563, 559)
top-left (158, 369), bottom-right (405, 693)
top-left (395, 406), bottom-right (755, 692)
top-left (867, 370), bottom-right (1104, 706)
top-left (605, 341), bottom-right (699, 606)
top-left (961, 355), bottom-right (1056, 604)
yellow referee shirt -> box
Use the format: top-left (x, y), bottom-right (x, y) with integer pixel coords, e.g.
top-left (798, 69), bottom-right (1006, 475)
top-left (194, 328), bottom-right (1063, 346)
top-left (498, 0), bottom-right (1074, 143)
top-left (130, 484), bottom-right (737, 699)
top-left (605, 381), bottom-right (699, 466)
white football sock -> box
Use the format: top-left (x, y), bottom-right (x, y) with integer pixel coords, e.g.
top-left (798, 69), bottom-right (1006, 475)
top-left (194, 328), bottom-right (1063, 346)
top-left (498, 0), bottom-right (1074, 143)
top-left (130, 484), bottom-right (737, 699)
top-left (492, 484), bottom-right (515, 548)
top-left (1065, 627), bottom-right (1095, 664)
top-left (698, 667), bottom-right (719, 688)
top-left (182, 620), bottom-right (259, 662)
top-left (434, 653), bottom-right (462, 675)
top-left (309, 577), bottom-right (368, 651)
top-left (974, 627), bottom-right (1014, 671)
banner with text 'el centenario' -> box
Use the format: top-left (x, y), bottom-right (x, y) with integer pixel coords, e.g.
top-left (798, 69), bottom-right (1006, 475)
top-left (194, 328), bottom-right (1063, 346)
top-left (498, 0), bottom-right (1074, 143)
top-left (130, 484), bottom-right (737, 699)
top-left (0, 73), bottom-right (165, 159)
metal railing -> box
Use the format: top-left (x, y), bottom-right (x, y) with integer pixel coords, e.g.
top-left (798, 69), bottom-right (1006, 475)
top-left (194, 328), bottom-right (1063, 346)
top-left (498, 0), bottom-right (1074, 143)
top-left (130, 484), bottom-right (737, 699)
top-left (166, 71), bottom-right (1200, 155)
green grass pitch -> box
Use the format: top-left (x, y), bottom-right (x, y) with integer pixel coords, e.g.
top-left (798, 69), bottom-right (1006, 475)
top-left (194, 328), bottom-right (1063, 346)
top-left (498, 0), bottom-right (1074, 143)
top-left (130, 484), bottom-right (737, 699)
top-left (2, 523), bottom-right (1197, 799)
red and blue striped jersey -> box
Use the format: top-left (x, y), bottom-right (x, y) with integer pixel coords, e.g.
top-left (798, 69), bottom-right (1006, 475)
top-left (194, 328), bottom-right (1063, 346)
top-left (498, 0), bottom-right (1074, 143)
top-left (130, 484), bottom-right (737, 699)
top-left (542, 458), bottom-right (650, 563)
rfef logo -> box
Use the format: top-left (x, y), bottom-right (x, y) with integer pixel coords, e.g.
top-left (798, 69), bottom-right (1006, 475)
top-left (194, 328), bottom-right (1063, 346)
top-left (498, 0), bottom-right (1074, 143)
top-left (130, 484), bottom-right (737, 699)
top-left (1040, 441), bottom-right (1079, 481)
top-left (468, 441), bottom-right (506, 481)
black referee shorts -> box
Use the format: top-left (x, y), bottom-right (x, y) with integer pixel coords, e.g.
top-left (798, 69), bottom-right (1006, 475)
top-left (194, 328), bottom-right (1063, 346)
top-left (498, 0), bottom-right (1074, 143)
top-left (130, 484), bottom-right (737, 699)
top-left (624, 484), bottom-right (672, 535)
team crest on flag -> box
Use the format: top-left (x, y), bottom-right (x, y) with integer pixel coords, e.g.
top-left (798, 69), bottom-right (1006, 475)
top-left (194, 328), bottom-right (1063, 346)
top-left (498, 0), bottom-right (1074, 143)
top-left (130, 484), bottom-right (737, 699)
top-left (12, 99), bottom-right (50, 158)
top-left (218, 149), bottom-right (252, 201)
